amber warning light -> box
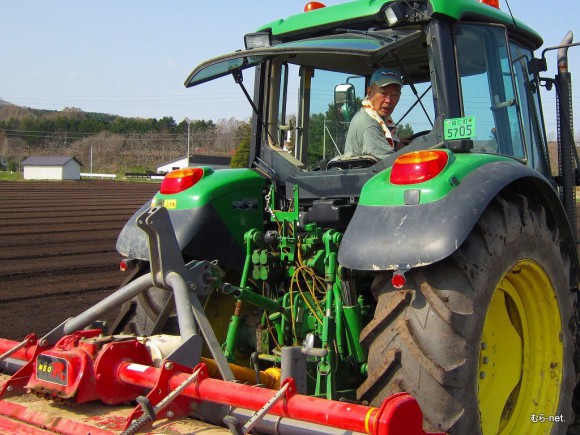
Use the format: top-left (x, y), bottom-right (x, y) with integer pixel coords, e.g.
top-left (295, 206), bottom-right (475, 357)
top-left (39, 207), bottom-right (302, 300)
top-left (478, 0), bottom-right (500, 8)
top-left (304, 2), bottom-right (325, 12)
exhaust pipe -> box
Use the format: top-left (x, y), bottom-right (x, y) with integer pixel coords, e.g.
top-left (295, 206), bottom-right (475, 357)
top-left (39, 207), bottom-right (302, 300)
top-left (558, 31), bottom-right (573, 73)
top-left (556, 31), bottom-right (576, 239)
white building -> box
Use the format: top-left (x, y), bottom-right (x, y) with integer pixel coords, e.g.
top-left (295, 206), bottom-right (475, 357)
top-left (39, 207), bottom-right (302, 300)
top-left (156, 154), bottom-right (231, 173)
top-left (22, 156), bottom-right (82, 180)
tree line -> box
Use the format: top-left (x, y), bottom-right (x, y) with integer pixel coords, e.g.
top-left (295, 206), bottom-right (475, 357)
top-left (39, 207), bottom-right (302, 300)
top-left (0, 104), bottom-right (251, 173)
top-left (0, 101), bottom-right (416, 174)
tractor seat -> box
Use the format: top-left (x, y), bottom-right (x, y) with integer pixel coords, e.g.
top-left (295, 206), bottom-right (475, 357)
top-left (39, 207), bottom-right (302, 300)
top-left (326, 154), bottom-right (379, 170)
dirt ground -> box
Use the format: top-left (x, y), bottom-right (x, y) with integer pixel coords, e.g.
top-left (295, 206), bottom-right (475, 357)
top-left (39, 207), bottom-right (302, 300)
top-left (0, 180), bottom-right (160, 340)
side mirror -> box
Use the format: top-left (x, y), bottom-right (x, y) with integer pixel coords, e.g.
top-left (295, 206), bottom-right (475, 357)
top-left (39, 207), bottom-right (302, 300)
top-left (334, 83), bottom-right (356, 123)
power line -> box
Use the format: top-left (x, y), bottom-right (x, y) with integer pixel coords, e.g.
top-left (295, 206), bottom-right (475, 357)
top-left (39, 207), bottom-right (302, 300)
top-left (0, 128), bottom-right (249, 142)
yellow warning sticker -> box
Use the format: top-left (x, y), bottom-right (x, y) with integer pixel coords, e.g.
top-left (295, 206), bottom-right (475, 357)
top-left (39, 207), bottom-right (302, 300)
top-left (163, 199), bottom-right (177, 209)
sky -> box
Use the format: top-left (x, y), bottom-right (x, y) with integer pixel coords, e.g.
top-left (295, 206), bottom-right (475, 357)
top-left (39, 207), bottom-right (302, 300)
top-left (1, 0), bottom-right (579, 136)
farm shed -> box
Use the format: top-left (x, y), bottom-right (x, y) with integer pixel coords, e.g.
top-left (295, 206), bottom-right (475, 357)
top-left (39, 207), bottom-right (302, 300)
top-left (156, 154), bottom-right (231, 173)
top-left (22, 156), bottom-right (82, 180)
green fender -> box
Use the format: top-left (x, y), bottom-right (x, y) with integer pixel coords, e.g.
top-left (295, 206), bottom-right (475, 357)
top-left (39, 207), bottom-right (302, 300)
top-left (117, 168), bottom-right (266, 272)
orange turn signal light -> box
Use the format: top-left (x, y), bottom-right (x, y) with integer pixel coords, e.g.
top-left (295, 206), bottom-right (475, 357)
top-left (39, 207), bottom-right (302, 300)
top-left (160, 167), bottom-right (204, 194)
top-left (390, 150), bottom-right (449, 185)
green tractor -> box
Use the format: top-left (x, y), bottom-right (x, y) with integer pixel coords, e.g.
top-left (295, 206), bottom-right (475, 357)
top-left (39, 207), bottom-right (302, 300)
top-left (114, 0), bottom-right (580, 433)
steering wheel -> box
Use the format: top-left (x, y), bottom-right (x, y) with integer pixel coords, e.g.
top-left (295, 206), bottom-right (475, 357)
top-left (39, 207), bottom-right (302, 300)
top-left (407, 130), bottom-right (431, 141)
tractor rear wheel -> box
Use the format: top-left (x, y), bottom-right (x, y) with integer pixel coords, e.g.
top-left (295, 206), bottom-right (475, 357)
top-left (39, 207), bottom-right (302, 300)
top-left (111, 264), bottom-right (241, 342)
top-left (357, 195), bottom-right (577, 434)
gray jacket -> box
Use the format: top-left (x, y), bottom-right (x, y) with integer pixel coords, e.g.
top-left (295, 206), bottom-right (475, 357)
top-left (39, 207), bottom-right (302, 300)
top-left (344, 109), bottom-right (396, 160)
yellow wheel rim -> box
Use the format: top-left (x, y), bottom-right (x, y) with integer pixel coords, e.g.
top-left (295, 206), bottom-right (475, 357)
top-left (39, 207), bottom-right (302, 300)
top-left (478, 259), bottom-right (562, 434)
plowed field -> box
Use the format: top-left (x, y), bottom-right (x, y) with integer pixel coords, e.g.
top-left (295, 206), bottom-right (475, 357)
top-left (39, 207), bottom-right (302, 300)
top-left (3, 180), bottom-right (580, 343)
top-left (0, 180), bottom-right (160, 340)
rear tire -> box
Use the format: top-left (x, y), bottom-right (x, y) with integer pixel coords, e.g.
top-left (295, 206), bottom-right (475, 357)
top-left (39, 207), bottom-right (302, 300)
top-left (112, 264), bottom-right (179, 336)
top-left (111, 264), bottom-right (241, 342)
top-left (358, 194), bottom-right (577, 434)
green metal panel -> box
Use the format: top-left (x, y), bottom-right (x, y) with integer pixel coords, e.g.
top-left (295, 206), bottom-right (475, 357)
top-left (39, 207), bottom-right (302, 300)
top-left (257, 1), bottom-right (387, 35)
top-left (154, 168), bottom-right (264, 209)
top-left (358, 152), bottom-right (514, 206)
top-left (153, 168), bottom-right (266, 247)
top-left (429, 0), bottom-right (540, 45)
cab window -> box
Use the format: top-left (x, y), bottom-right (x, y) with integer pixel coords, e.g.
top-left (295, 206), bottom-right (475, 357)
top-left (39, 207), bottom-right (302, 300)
top-left (276, 65), bottom-right (434, 171)
top-left (509, 41), bottom-right (551, 176)
top-left (456, 24), bottom-right (525, 159)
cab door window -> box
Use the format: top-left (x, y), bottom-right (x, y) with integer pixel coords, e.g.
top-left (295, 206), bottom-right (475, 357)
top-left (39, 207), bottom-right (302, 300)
top-left (455, 24), bottom-right (525, 159)
top-left (509, 41), bottom-right (551, 175)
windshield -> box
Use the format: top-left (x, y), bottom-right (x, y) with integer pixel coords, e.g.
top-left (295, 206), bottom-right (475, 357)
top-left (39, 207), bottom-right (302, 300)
top-left (277, 65), bottom-right (434, 170)
top-left (185, 28), bottom-right (435, 173)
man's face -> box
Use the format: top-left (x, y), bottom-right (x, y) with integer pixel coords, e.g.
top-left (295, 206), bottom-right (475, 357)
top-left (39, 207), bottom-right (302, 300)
top-left (367, 83), bottom-right (401, 118)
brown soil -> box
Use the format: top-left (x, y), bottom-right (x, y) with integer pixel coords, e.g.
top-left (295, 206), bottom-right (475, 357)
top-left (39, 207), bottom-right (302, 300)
top-left (0, 180), bottom-right (160, 340)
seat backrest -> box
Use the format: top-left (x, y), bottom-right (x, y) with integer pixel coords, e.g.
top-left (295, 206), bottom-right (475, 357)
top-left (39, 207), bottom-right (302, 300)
top-left (326, 155), bottom-right (378, 170)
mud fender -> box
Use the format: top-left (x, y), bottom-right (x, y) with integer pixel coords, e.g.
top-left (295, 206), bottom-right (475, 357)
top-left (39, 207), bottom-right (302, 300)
top-left (116, 202), bottom-right (247, 270)
top-left (338, 160), bottom-right (578, 282)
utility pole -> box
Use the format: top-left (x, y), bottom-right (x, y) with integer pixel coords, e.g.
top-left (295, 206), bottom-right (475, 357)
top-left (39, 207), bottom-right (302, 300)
top-left (323, 118), bottom-right (326, 159)
top-left (184, 117), bottom-right (192, 168)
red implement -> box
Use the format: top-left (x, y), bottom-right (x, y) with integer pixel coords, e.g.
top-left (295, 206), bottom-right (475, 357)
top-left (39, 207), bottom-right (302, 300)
top-left (0, 336), bottom-right (444, 435)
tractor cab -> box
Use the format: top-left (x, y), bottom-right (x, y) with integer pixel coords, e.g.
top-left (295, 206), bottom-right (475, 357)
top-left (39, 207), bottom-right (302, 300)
top-left (186, 24), bottom-right (436, 204)
top-left (185, 0), bottom-right (553, 213)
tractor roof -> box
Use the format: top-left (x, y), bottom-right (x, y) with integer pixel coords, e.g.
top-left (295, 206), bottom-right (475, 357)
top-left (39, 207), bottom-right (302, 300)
top-left (257, 0), bottom-right (542, 49)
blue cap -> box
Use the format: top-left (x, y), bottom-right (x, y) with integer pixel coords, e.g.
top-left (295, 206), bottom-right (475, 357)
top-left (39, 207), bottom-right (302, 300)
top-left (370, 68), bottom-right (403, 87)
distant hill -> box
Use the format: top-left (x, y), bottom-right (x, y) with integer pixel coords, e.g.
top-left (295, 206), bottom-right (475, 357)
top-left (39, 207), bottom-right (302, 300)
top-left (0, 101), bottom-right (120, 123)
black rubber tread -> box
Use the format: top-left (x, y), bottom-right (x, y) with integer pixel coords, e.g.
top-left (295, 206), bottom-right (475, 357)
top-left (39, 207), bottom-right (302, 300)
top-left (132, 285), bottom-right (177, 335)
top-left (357, 194), bottom-right (577, 434)
top-left (111, 264), bottom-right (180, 336)
top-left (112, 264), bottom-right (238, 337)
